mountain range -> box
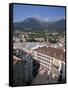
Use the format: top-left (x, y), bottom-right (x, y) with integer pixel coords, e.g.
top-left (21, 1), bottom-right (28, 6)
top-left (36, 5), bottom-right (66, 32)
top-left (14, 17), bottom-right (65, 32)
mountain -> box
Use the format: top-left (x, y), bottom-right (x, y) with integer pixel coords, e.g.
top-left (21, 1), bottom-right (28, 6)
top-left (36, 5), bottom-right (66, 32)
top-left (14, 17), bottom-right (65, 32)
top-left (14, 17), bottom-right (47, 30)
top-left (47, 19), bottom-right (65, 32)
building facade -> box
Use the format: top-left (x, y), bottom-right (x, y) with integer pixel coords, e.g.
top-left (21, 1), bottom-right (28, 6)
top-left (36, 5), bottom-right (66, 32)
top-left (32, 46), bottom-right (65, 79)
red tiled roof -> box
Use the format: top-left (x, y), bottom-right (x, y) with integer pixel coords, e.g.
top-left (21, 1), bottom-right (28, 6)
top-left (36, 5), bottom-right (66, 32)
top-left (35, 46), bottom-right (65, 62)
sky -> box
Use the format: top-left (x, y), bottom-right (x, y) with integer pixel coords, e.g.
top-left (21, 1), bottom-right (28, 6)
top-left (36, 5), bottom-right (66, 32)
top-left (13, 4), bottom-right (65, 23)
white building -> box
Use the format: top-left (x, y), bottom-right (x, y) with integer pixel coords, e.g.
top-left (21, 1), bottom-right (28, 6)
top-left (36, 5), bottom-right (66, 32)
top-left (32, 46), bottom-right (65, 78)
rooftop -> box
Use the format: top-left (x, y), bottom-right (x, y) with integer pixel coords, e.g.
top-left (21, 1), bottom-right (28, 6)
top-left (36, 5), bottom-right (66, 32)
top-left (34, 46), bottom-right (65, 62)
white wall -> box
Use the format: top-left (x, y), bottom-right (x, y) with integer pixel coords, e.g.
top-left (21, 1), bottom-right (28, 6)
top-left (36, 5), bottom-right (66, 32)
top-left (0, 0), bottom-right (68, 90)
